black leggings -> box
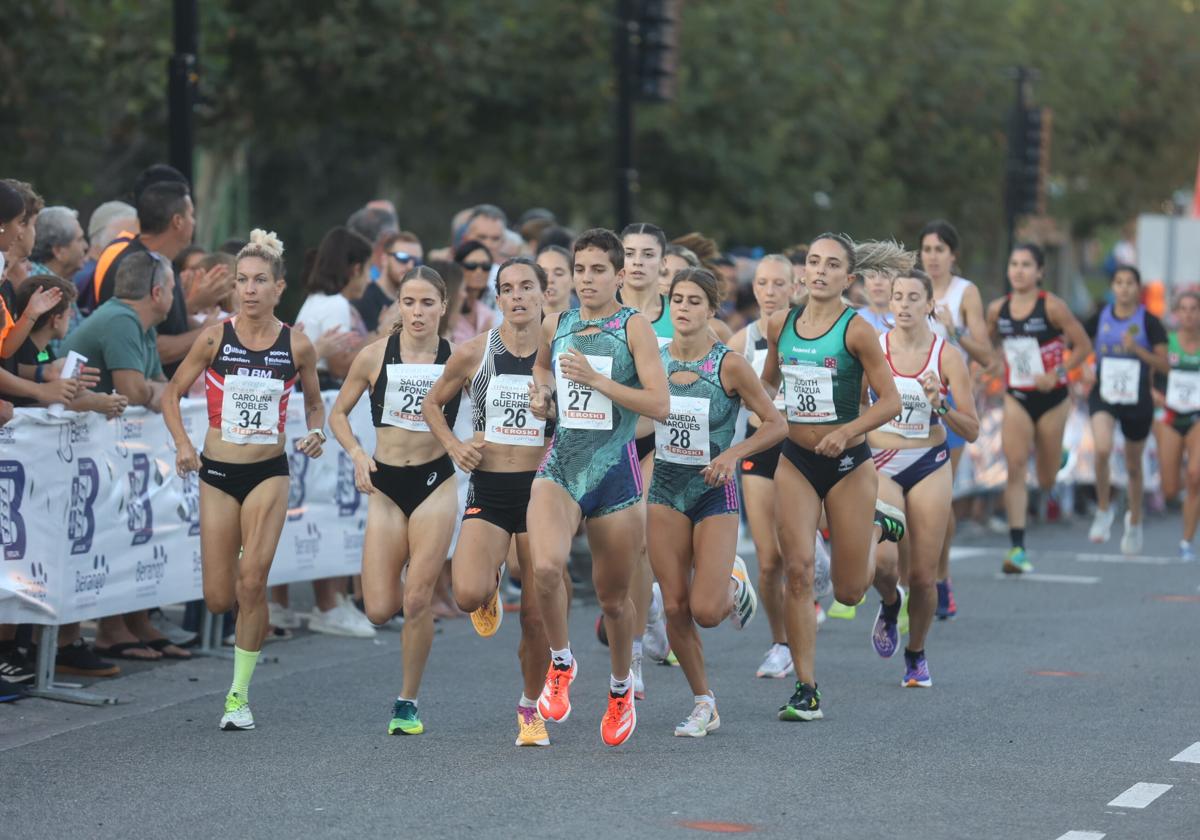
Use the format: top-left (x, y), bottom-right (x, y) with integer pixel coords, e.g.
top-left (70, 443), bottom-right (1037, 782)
top-left (780, 439), bottom-right (872, 499)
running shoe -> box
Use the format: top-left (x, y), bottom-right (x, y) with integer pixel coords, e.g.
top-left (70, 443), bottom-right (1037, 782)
top-left (595, 614), bottom-right (609, 648)
top-left (778, 681), bottom-right (822, 721)
top-left (1088, 507), bottom-right (1115, 543)
top-left (813, 533), bottom-right (833, 597)
top-left (814, 601), bottom-right (827, 626)
top-left (1181, 540), bottom-right (1196, 562)
top-left (388, 699), bottom-right (423, 735)
top-left (220, 692), bottom-right (255, 731)
top-left (874, 500), bottom-right (906, 543)
top-left (902, 650), bottom-right (932, 688)
top-left (0, 647), bottom-right (35, 684)
top-left (268, 601), bottom-right (302, 630)
top-left (756, 643), bottom-right (794, 679)
top-left (935, 580), bottom-right (950, 620)
top-left (601, 688), bottom-right (636, 746)
top-left (55, 638), bottom-right (120, 677)
top-left (674, 700), bottom-right (720, 738)
top-left (1120, 512), bottom-right (1143, 555)
top-left (898, 592), bottom-right (910, 638)
top-left (827, 594), bottom-right (866, 620)
top-left (871, 586), bottom-right (905, 658)
top-left (632, 652), bottom-right (645, 701)
top-left (730, 556), bottom-right (758, 630)
top-left (516, 704), bottom-right (550, 746)
top-left (945, 585), bottom-right (957, 618)
top-left (308, 596), bottom-right (377, 639)
top-left (643, 582), bottom-right (670, 662)
top-left (470, 565), bottom-right (505, 638)
top-left (537, 659), bottom-right (577, 722)
top-left (1002, 547), bottom-right (1032, 575)
top-left (664, 650), bottom-right (679, 667)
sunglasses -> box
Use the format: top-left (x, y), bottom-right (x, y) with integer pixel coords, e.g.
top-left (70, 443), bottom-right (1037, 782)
top-left (391, 251), bottom-right (422, 266)
top-left (461, 261), bottom-right (493, 272)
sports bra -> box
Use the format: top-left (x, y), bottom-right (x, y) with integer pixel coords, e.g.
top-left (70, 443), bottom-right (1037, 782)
top-left (370, 333), bottom-right (461, 429)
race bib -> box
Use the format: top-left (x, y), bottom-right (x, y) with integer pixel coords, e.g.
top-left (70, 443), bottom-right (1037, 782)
top-left (382, 363), bottom-right (443, 431)
top-left (1166, 370), bottom-right (1200, 413)
top-left (556, 355), bottom-right (614, 429)
top-left (221, 374), bottom-right (283, 445)
top-left (654, 396), bottom-right (710, 465)
top-left (484, 374), bottom-right (545, 446)
top-left (1003, 337), bottom-right (1045, 388)
top-left (781, 364), bottom-right (835, 423)
top-left (879, 377), bottom-right (932, 439)
top-left (1099, 357), bottom-right (1140, 405)
top-left (657, 336), bottom-right (673, 349)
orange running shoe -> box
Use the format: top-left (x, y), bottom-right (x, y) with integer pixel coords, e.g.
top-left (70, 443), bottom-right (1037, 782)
top-left (537, 660), bottom-right (577, 722)
top-left (600, 688), bottom-right (637, 746)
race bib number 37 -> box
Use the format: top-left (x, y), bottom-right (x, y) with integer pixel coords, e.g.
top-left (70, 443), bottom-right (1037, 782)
top-left (484, 374), bottom-right (545, 446)
top-left (556, 355), bottom-right (614, 430)
top-left (781, 364), bottom-right (835, 423)
top-left (383, 363), bottom-right (443, 431)
top-left (221, 374), bottom-right (283, 445)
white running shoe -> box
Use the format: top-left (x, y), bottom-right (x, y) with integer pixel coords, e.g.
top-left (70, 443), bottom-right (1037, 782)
top-left (148, 610), bottom-right (197, 646)
top-left (220, 702), bottom-right (255, 731)
top-left (730, 556), bottom-right (758, 630)
top-left (815, 601), bottom-right (827, 627)
top-left (642, 582), bottom-right (670, 662)
top-left (813, 533), bottom-right (832, 598)
top-left (756, 643), bottom-right (795, 679)
top-left (631, 652), bottom-right (645, 700)
top-left (1181, 540), bottom-right (1196, 562)
top-left (674, 700), bottom-right (720, 737)
top-left (268, 602), bottom-right (301, 630)
top-left (1120, 512), bottom-right (1143, 555)
top-left (308, 596), bottom-right (377, 639)
top-left (1088, 507), bottom-right (1115, 543)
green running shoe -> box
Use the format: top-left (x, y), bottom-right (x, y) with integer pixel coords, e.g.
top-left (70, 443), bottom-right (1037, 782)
top-left (826, 593), bottom-right (866, 620)
top-left (874, 501), bottom-right (906, 544)
top-left (898, 591), bottom-right (910, 638)
top-left (388, 699), bottom-right (424, 735)
top-left (778, 681), bottom-right (823, 721)
top-left (1002, 547), bottom-right (1033, 575)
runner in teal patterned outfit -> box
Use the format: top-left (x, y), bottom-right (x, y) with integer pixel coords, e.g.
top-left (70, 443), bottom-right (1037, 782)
top-left (646, 268), bottom-right (786, 737)
top-left (526, 228), bottom-right (669, 747)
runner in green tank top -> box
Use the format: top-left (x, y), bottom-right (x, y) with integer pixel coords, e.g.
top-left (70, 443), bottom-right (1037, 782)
top-left (527, 228), bottom-right (669, 747)
top-left (759, 233), bottom-right (902, 722)
top-left (646, 268), bottom-right (786, 736)
top-left (1154, 291), bottom-right (1200, 560)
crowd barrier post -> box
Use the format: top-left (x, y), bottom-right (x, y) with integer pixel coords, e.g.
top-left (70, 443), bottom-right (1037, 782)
top-left (27, 624), bottom-right (116, 706)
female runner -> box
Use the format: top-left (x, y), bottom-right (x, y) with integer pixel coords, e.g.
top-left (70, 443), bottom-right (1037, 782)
top-left (1083, 266), bottom-right (1167, 553)
top-left (985, 244), bottom-right (1091, 574)
top-left (536, 245), bottom-right (574, 316)
top-left (648, 268), bottom-right (786, 736)
top-left (527, 228), bottom-right (669, 747)
top-left (1155, 291), bottom-right (1200, 560)
top-left (422, 257), bottom-right (555, 746)
top-left (328, 266), bottom-right (461, 736)
top-left (163, 230), bottom-right (326, 731)
top-left (760, 233), bottom-right (901, 721)
top-left (867, 269), bottom-right (978, 687)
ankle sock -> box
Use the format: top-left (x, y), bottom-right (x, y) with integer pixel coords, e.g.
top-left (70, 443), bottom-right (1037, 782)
top-left (551, 646), bottom-right (573, 668)
top-left (519, 694), bottom-right (536, 708)
top-left (610, 673), bottom-right (631, 695)
top-left (1010, 528), bottom-right (1025, 550)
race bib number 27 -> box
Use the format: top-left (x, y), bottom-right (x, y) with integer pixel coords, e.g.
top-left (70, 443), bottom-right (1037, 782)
top-left (556, 355), bottom-right (614, 430)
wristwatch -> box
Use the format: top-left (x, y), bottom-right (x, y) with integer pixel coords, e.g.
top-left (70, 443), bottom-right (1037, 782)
top-left (307, 428), bottom-right (327, 443)
top-left (1054, 365), bottom-right (1067, 378)
top-left (935, 404), bottom-right (949, 416)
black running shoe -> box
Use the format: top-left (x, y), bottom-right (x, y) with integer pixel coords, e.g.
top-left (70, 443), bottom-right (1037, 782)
top-left (778, 681), bottom-right (823, 721)
top-left (55, 639), bottom-right (120, 678)
top-left (0, 648), bottom-right (35, 684)
top-left (874, 501), bottom-right (906, 544)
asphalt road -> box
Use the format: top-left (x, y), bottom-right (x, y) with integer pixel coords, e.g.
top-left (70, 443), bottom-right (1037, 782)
top-left (3, 510), bottom-right (1200, 840)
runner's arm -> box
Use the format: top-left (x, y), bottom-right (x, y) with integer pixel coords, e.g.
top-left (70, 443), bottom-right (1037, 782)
top-left (530, 313), bottom-right (560, 421)
top-left (934, 344), bottom-right (980, 442)
top-left (720, 354), bottom-right (787, 461)
top-left (758, 310), bottom-right (788, 397)
top-left (328, 338), bottom-right (382, 457)
top-left (292, 329), bottom-right (327, 447)
top-left (1046, 294), bottom-right (1092, 373)
top-left (424, 336), bottom-right (485, 471)
top-left (840, 317), bottom-right (901, 439)
top-left (566, 312), bottom-right (669, 421)
top-left (161, 323), bottom-right (221, 449)
top-left (955, 283), bottom-right (993, 367)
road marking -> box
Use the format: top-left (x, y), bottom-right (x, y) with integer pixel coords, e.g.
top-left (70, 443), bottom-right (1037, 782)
top-left (993, 573), bottom-right (1100, 584)
top-left (949, 547), bottom-right (993, 560)
top-left (1073, 552), bottom-right (1176, 565)
top-left (1055, 832), bottom-right (1105, 840)
top-left (676, 821), bottom-right (756, 834)
top-left (1170, 742), bottom-right (1200, 763)
top-left (1030, 670), bottom-right (1086, 677)
top-left (1154, 595), bottom-right (1200, 603)
top-left (1107, 782), bottom-right (1172, 809)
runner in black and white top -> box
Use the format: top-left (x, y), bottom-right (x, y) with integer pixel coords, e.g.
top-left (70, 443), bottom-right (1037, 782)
top-left (163, 229), bottom-right (326, 732)
top-left (1082, 265), bottom-right (1168, 553)
top-left (423, 257), bottom-right (559, 747)
top-left (328, 266), bottom-right (461, 737)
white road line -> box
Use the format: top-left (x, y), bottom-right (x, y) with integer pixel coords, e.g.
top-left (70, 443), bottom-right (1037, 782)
top-left (1107, 782), bottom-right (1172, 809)
top-left (1055, 832), bottom-right (1105, 840)
top-left (1170, 742), bottom-right (1200, 763)
top-left (949, 547), bottom-right (993, 560)
top-left (1073, 552), bottom-right (1176, 565)
top-left (993, 572), bottom-right (1100, 584)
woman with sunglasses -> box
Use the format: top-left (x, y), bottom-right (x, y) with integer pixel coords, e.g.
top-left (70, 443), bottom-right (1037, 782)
top-left (354, 230), bottom-right (421, 334)
top-left (453, 239), bottom-right (497, 344)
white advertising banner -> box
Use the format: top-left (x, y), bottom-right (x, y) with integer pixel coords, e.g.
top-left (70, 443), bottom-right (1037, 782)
top-left (0, 394), bottom-right (377, 625)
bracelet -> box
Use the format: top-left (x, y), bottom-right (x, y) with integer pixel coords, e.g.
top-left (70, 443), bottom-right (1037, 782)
top-left (34, 363), bottom-right (45, 384)
top-left (307, 428), bottom-right (326, 443)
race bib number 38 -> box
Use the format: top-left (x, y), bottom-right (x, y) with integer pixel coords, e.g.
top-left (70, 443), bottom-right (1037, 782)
top-left (484, 374), bottom-right (545, 446)
top-left (221, 374), bottom-right (283, 445)
top-left (781, 364), bottom-right (835, 423)
top-left (556, 355), bottom-right (614, 430)
top-left (655, 396), bottom-right (710, 465)
top-left (383, 363), bottom-right (443, 431)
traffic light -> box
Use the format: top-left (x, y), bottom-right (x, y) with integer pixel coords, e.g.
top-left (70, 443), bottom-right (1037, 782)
top-left (1007, 105), bottom-right (1051, 217)
top-left (635, 0), bottom-right (680, 102)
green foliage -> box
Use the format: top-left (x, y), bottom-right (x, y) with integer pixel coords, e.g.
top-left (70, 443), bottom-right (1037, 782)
top-left (3, 0), bottom-right (1198, 301)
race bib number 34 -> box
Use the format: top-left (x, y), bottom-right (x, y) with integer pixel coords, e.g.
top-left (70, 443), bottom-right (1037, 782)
top-left (383, 363), bottom-right (443, 431)
top-left (1003, 337), bottom-right (1045, 389)
top-left (556, 355), bottom-right (614, 430)
top-left (655, 396), bottom-right (710, 465)
top-left (781, 364), bottom-right (835, 423)
top-left (484, 374), bottom-right (545, 446)
top-left (221, 374), bottom-right (283, 445)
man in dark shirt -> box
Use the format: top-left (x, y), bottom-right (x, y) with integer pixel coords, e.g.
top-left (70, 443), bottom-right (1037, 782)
top-left (352, 230), bottom-right (418, 333)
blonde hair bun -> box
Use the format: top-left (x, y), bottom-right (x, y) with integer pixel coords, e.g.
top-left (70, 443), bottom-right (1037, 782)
top-left (248, 228), bottom-right (284, 259)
